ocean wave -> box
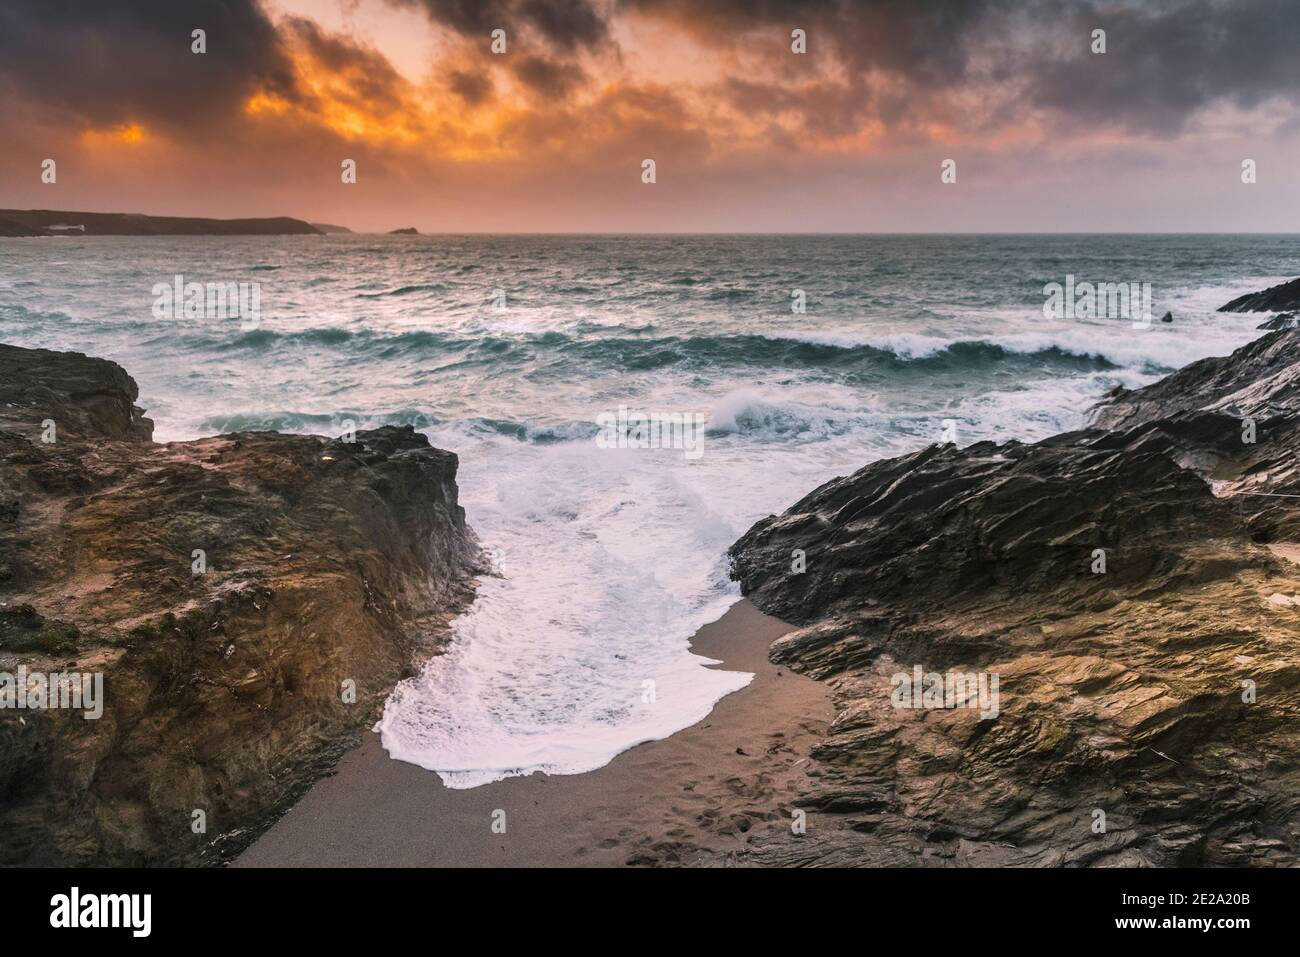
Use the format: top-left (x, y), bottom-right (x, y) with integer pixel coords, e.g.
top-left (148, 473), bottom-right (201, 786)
top-left (207, 326), bottom-right (359, 350)
top-left (762, 327), bottom-right (1243, 372)
top-left (467, 417), bottom-right (600, 444)
top-left (0, 302), bottom-right (77, 325)
top-left (197, 408), bottom-right (443, 435)
top-left (171, 323), bottom-right (1146, 374)
top-left (705, 389), bottom-right (850, 438)
top-left (577, 332), bottom-right (1121, 373)
top-left (356, 283), bottom-right (448, 299)
top-left (198, 410), bottom-right (344, 434)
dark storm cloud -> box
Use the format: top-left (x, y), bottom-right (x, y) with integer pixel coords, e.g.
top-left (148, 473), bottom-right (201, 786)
top-left (385, 0), bottom-right (610, 51)
top-left (723, 76), bottom-right (874, 137)
top-left (448, 69), bottom-right (496, 104)
top-left (519, 0), bottom-right (609, 50)
top-left (1026, 0), bottom-right (1300, 134)
top-left (626, 0), bottom-right (1300, 134)
top-left (512, 55), bottom-right (588, 98)
top-left (622, 0), bottom-right (1009, 85)
top-left (0, 0), bottom-right (298, 128)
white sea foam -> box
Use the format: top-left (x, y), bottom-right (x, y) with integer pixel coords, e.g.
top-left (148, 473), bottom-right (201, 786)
top-left (376, 435), bottom-right (754, 787)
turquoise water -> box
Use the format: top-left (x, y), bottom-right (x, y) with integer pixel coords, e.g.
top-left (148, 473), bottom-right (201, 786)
top-left (2, 233), bottom-right (1295, 784)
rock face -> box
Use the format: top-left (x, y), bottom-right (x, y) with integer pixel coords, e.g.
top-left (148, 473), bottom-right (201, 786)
top-left (729, 290), bottom-right (1300, 866)
top-left (1218, 276), bottom-right (1300, 313)
top-left (0, 345), bottom-right (478, 865)
top-left (1256, 313), bottom-right (1297, 331)
top-left (0, 345), bottom-right (154, 441)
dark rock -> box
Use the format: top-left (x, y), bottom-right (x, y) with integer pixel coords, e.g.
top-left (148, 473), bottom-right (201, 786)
top-left (1161, 311), bottom-right (1173, 323)
top-left (1218, 276), bottom-right (1300, 313)
top-left (729, 328), bottom-right (1300, 866)
top-left (1256, 313), bottom-right (1298, 331)
top-left (0, 343), bottom-right (154, 441)
top-left (1089, 329), bottom-right (1300, 431)
top-left (388, 227), bottom-right (419, 235)
top-left (0, 344), bottom-right (479, 865)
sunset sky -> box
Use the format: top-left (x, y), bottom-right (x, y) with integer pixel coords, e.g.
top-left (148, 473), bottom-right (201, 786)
top-left (1, 0), bottom-right (1298, 232)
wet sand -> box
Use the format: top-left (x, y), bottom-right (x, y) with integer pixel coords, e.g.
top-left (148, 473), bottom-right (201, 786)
top-left (236, 599), bottom-right (833, 867)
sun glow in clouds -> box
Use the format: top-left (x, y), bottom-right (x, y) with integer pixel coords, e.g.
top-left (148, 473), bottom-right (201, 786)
top-left (81, 122), bottom-right (146, 146)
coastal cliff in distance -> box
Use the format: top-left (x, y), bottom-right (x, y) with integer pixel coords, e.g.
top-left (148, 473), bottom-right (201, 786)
top-left (728, 281), bottom-right (1300, 867)
top-left (0, 209), bottom-right (321, 236)
top-left (0, 344), bottom-right (479, 865)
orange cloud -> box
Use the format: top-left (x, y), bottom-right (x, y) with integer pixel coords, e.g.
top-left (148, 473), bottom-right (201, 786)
top-left (80, 123), bottom-right (147, 146)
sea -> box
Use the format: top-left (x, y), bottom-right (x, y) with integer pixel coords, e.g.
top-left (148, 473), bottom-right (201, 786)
top-left (2, 233), bottom-right (1295, 787)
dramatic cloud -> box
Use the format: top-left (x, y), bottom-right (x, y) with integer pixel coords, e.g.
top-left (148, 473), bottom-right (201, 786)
top-left (626, 0), bottom-right (1300, 137)
top-left (1024, 0), bottom-right (1300, 134)
top-left (386, 0), bottom-right (610, 50)
top-left (0, 0), bottom-right (1297, 230)
top-left (282, 16), bottom-right (413, 115)
top-left (511, 54), bottom-right (588, 99)
top-left (447, 68), bottom-right (495, 104)
top-left (0, 0), bottom-right (298, 130)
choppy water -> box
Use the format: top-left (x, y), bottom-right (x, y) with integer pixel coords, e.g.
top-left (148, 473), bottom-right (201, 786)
top-left (2, 234), bottom-right (1295, 786)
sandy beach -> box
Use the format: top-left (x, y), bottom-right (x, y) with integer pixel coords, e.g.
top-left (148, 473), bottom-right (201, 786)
top-left (236, 599), bottom-right (833, 867)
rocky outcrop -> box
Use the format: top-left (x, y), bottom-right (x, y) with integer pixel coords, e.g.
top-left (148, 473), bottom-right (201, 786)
top-left (729, 285), bottom-right (1300, 867)
top-left (0, 345), bottom-right (154, 441)
top-left (0, 345), bottom-right (478, 865)
top-left (1255, 313), bottom-right (1297, 331)
top-left (1218, 276), bottom-right (1300, 313)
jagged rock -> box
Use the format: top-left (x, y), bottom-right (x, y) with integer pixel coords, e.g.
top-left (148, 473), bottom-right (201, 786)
top-left (729, 302), bottom-right (1300, 866)
top-left (1218, 276), bottom-right (1300, 313)
top-left (1090, 327), bottom-right (1300, 540)
top-left (0, 344), bottom-right (154, 441)
top-left (1090, 328), bottom-right (1300, 430)
top-left (1257, 313), bottom-right (1298, 331)
top-left (0, 344), bottom-right (479, 865)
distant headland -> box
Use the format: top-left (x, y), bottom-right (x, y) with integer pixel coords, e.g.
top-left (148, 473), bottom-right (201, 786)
top-left (0, 210), bottom-right (370, 237)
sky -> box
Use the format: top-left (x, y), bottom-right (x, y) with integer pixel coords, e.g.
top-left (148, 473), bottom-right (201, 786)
top-left (1, 0), bottom-right (1298, 232)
